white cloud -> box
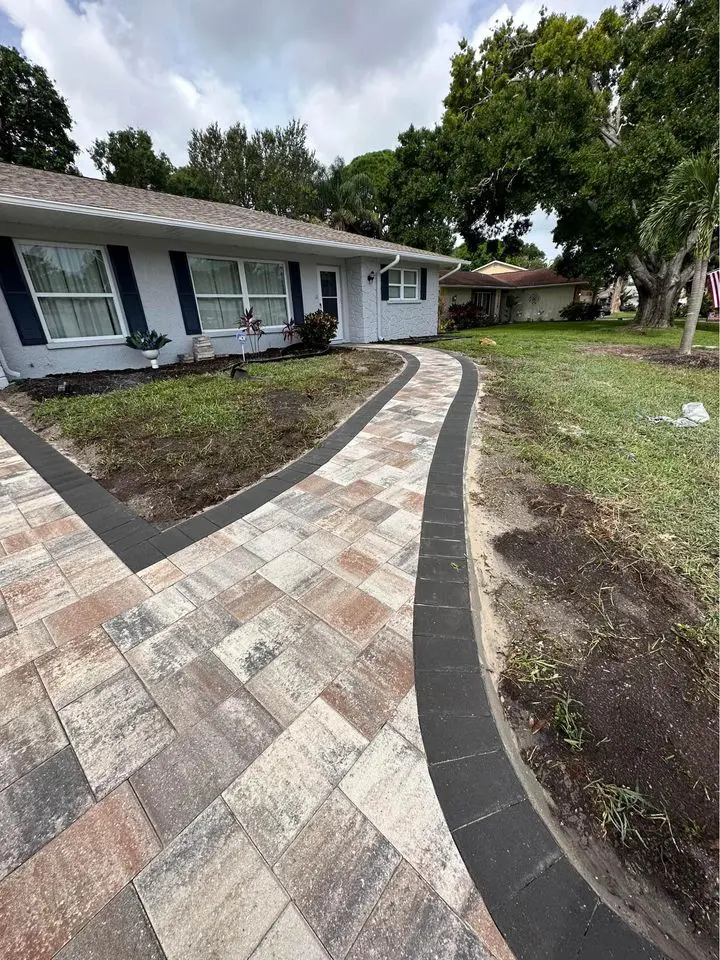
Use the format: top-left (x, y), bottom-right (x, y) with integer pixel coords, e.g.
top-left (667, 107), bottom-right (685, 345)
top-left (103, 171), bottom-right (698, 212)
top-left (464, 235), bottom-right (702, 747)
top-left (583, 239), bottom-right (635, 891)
top-left (1, 0), bottom-right (251, 173)
top-left (299, 21), bottom-right (463, 162)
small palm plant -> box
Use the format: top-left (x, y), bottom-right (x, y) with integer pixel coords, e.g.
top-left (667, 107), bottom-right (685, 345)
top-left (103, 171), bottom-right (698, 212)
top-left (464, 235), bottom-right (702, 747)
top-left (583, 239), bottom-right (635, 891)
top-left (240, 307), bottom-right (263, 357)
top-left (640, 150), bottom-right (719, 354)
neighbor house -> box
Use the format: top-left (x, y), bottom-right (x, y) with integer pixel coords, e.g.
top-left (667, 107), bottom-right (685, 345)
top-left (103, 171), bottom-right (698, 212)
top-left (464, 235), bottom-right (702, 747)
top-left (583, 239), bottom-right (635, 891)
top-left (439, 260), bottom-right (591, 323)
top-left (0, 163), bottom-right (461, 383)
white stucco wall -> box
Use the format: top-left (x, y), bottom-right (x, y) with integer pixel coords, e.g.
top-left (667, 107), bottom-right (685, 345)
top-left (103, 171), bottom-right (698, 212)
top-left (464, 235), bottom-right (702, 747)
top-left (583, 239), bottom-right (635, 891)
top-left (0, 223), bottom-right (444, 378)
top-left (0, 224), bottom-right (344, 378)
top-left (380, 263), bottom-right (439, 340)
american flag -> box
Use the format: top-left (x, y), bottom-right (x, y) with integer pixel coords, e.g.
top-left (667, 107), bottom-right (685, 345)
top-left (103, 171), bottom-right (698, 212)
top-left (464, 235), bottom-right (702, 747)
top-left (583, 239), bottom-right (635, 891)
top-left (708, 268), bottom-right (720, 309)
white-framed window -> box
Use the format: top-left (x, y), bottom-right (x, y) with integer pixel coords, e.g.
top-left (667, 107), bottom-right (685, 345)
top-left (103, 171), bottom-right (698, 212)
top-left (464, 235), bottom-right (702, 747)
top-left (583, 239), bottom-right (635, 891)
top-left (388, 268), bottom-right (419, 302)
top-left (16, 241), bottom-right (127, 342)
top-left (187, 255), bottom-right (290, 332)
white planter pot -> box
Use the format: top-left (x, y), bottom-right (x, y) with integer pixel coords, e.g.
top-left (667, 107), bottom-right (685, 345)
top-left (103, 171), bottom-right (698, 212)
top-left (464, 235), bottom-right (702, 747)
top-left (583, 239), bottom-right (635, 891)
top-left (141, 348), bottom-right (160, 369)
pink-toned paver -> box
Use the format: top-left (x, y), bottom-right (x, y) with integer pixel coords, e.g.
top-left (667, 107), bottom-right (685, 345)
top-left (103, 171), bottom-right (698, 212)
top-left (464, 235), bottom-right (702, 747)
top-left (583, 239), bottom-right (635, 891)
top-left (0, 347), bottom-right (513, 960)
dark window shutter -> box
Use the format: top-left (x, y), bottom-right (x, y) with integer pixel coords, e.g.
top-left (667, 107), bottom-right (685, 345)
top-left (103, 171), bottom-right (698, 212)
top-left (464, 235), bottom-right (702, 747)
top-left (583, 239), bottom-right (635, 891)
top-left (0, 237), bottom-right (46, 345)
top-left (380, 267), bottom-right (389, 301)
top-left (169, 251), bottom-right (201, 335)
top-left (107, 245), bottom-right (148, 334)
top-left (420, 267), bottom-right (428, 300)
top-left (288, 261), bottom-right (304, 324)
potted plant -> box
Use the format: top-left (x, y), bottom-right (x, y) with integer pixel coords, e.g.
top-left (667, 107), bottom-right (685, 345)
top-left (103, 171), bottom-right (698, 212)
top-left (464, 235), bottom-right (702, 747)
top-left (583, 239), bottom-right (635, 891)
top-left (126, 330), bottom-right (172, 368)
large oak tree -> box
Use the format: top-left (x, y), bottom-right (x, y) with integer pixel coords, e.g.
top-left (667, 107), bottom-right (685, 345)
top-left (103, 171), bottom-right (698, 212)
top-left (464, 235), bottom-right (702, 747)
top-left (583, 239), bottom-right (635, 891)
top-left (443, 0), bottom-right (718, 326)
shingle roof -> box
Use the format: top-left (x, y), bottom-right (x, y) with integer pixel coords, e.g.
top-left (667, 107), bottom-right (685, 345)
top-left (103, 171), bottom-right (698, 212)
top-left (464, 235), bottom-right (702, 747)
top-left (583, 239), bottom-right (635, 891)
top-left (0, 163), bottom-right (456, 262)
top-left (441, 268), bottom-right (583, 289)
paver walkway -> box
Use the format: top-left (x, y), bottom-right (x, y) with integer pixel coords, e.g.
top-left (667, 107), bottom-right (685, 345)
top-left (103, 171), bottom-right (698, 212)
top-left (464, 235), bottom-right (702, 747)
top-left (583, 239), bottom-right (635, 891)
top-left (0, 348), bottom-right (512, 960)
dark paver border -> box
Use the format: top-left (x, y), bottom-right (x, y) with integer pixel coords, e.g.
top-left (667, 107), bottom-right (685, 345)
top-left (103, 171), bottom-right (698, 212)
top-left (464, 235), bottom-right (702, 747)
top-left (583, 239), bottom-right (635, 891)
top-left (0, 352), bottom-right (420, 572)
top-left (413, 353), bottom-right (668, 960)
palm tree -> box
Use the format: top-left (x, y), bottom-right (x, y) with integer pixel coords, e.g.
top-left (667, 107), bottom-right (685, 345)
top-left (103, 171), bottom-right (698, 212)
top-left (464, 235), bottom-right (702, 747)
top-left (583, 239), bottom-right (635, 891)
top-left (640, 150), bottom-right (719, 354)
top-left (316, 159), bottom-right (380, 236)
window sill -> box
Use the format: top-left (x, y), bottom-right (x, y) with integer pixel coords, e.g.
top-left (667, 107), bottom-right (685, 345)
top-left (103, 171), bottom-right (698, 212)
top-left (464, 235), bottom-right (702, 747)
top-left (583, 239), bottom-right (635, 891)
top-left (202, 327), bottom-right (285, 337)
top-left (387, 299), bottom-right (421, 304)
top-left (45, 336), bottom-right (127, 350)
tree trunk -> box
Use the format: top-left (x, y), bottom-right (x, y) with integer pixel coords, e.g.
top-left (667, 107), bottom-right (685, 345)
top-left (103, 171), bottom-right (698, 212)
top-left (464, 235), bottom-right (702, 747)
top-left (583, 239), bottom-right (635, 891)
top-left (629, 250), bottom-right (694, 329)
top-left (609, 276), bottom-right (624, 314)
top-left (679, 257), bottom-right (709, 354)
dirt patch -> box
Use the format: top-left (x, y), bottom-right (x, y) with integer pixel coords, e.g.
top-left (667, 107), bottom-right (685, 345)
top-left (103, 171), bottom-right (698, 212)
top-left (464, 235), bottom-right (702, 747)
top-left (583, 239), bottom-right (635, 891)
top-left (468, 372), bottom-right (718, 960)
top-left (580, 343), bottom-right (719, 370)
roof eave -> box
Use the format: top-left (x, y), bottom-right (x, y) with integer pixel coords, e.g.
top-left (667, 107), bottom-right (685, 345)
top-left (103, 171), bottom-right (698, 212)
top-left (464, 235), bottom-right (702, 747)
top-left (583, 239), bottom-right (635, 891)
top-left (0, 194), bottom-right (460, 265)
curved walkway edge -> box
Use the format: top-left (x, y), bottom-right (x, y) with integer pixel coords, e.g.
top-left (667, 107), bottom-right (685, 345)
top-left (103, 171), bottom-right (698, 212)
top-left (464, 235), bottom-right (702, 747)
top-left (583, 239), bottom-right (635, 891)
top-left (413, 352), bottom-right (667, 960)
top-left (0, 353), bottom-right (420, 572)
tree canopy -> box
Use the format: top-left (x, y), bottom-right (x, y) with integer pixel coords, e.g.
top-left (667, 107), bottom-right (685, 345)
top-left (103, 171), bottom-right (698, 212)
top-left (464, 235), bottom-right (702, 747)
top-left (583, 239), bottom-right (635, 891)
top-left (384, 126), bottom-right (455, 254)
top-left (453, 238), bottom-right (547, 270)
top-left (91, 128), bottom-right (174, 190)
top-left (315, 158), bottom-right (379, 235)
top-left (0, 46), bottom-right (78, 173)
top-left (442, 0), bottom-right (719, 324)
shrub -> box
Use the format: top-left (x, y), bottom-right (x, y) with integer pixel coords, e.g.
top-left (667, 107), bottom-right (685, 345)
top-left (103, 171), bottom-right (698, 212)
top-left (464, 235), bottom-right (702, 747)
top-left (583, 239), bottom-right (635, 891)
top-left (559, 301), bottom-right (602, 322)
top-left (300, 310), bottom-right (338, 350)
top-left (126, 330), bottom-right (171, 350)
top-left (447, 301), bottom-right (490, 329)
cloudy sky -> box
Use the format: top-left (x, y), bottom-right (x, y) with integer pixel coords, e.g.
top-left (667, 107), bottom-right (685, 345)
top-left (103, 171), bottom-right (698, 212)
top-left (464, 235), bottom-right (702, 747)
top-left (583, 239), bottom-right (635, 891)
top-left (0, 0), bottom-right (608, 255)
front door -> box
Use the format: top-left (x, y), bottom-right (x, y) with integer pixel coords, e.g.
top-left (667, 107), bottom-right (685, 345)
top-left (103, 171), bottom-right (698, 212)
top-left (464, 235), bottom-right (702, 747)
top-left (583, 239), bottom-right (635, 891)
top-left (318, 267), bottom-right (343, 340)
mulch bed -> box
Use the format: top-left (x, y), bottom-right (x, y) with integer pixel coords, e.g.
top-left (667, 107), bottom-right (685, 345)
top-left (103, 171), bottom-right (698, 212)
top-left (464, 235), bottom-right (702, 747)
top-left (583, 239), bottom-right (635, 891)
top-left (580, 343), bottom-right (719, 370)
top-left (14, 344), bottom-right (324, 400)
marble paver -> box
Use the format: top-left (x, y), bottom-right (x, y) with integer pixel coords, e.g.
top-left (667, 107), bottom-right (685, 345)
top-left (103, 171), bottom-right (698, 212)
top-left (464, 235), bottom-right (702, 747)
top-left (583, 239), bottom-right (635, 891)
top-left (0, 784), bottom-right (159, 960)
top-left (224, 698), bottom-right (367, 861)
top-left (0, 349), bottom-right (513, 960)
top-left (275, 790), bottom-right (401, 958)
top-left (136, 798), bottom-right (288, 960)
top-left (60, 668), bottom-right (174, 797)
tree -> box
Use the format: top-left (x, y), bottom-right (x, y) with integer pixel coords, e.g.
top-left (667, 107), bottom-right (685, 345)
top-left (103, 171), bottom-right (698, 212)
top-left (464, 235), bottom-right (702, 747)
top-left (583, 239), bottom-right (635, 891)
top-left (346, 149), bottom-right (398, 232)
top-left (443, 0), bottom-right (719, 327)
top-left (91, 129), bottom-right (175, 190)
top-left (182, 119), bottom-right (319, 218)
top-left (384, 126), bottom-right (455, 254)
top-left (454, 237), bottom-right (547, 270)
top-left (315, 158), bottom-right (379, 235)
top-left (641, 151), bottom-right (719, 353)
top-left (0, 46), bottom-right (78, 172)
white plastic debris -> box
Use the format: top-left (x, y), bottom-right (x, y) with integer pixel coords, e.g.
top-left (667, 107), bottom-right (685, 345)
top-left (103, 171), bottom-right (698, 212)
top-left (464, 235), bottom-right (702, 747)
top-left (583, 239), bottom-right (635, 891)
top-left (646, 402), bottom-right (710, 428)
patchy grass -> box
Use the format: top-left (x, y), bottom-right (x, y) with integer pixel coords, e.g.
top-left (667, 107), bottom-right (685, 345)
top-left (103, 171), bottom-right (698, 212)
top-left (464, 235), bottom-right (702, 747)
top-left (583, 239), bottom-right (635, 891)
top-left (29, 349), bottom-right (402, 525)
top-left (586, 781), bottom-right (673, 848)
top-left (440, 320), bottom-right (719, 599)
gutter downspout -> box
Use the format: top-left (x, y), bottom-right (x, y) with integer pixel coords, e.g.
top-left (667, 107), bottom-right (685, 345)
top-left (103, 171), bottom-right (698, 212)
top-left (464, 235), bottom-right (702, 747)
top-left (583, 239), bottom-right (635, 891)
top-left (376, 254), bottom-right (400, 342)
top-left (438, 260), bottom-right (468, 282)
top-left (0, 344), bottom-right (20, 388)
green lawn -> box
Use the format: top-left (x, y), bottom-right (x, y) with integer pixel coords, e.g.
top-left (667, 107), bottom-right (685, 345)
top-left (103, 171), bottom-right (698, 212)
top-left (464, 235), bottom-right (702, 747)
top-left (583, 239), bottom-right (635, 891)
top-left (31, 350), bottom-right (401, 525)
top-left (439, 320), bottom-right (719, 599)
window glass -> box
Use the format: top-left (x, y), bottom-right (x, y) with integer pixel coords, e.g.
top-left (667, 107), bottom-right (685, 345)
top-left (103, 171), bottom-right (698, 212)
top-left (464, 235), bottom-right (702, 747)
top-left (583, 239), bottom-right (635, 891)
top-left (20, 245), bottom-right (111, 294)
top-left (245, 261), bottom-right (285, 295)
top-left (18, 243), bottom-right (123, 340)
top-left (188, 256), bottom-right (243, 295)
top-left (388, 269), bottom-right (402, 286)
top-left (388, 285), bottom-right (402, 299)
top-left (248, 297), bottom-right (288, 326)
top-left (197, 298), bottom-right (246, 330)
top-left (190, 256), bottom-right (290, 331)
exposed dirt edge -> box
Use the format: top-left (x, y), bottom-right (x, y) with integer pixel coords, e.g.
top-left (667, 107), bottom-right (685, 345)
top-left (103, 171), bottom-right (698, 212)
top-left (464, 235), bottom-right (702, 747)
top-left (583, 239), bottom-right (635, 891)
top-left (464, 366), bottom-right (711, 960)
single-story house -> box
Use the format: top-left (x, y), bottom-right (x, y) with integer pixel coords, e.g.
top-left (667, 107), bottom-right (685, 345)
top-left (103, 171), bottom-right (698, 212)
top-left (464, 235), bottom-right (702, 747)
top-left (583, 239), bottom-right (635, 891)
top-left (439, 260), bottom-right (591, 323)
top-left (0, 163), bottom-right (462, 383)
